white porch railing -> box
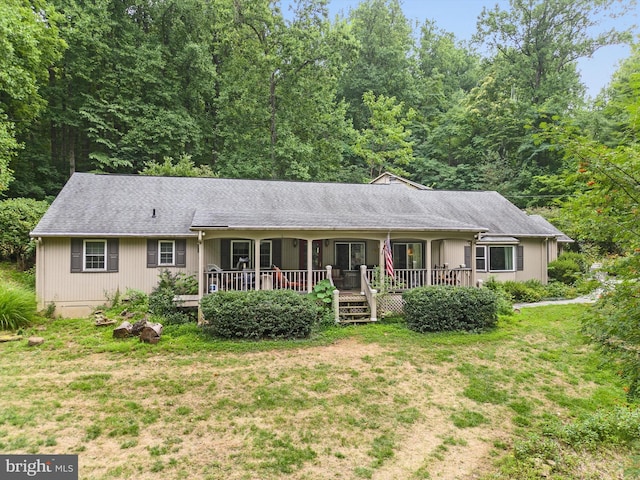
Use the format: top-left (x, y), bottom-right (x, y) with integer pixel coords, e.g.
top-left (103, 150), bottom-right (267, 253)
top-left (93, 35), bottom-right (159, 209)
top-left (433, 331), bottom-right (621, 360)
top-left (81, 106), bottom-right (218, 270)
top-left (205, 267), bottom-right (472, 295)
top-left (365, 267), bottom-right (473, 290)
top-left (205, 269), bottom-right (327, 294)
top-left (360, 265), bottom-right (377, 322)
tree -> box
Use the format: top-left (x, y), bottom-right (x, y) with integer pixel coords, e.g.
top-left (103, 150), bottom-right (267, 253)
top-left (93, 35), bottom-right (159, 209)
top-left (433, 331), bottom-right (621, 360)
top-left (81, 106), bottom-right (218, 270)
top-left (0, 0), bottom-right (66, 193)
top-left (139, 155), bottom-right (216, 177)
top-left (0, 198), bottom-right (49, 270)
top-left (475, 0), bottom-right (632, 109)
top-left (337, 0), bottom-right (417, 130)
top-left (214, 0), bottom-right (357, 181)
top-left (353, 91), bottom-right (415, 179)
top-left (467, 0), bottom-right (635, 203)
top-left (554, 45), bottom-right (640, 400)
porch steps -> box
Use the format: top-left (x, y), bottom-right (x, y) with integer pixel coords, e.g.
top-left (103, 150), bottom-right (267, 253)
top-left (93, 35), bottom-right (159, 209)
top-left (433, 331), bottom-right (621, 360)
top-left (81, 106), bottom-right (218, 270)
top-left (338, 293), bottom-right (373, 323)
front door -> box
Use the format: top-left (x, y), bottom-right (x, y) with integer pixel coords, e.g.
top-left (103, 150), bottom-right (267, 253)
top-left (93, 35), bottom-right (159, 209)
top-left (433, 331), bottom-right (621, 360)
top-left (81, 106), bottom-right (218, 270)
top-left (298, 240), bottom-right (323, 269)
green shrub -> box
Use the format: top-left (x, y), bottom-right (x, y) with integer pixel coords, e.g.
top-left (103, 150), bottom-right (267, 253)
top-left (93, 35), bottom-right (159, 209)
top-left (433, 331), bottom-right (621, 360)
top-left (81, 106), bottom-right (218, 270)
top-left (148, 288), bottom-right (193, 325)
top-left (543, 281), bottom-right (577, 299)
top-left (0, 284), bottom-right (37, 330)
top-left (0, 198), bottom-right (49, 270)
top-left (155, 270), bottom-right (198, 295)
top-left (402, 286), bottom-right (498, 333)
top-left (200, 290), bottom-right (318, 339)
top-left (483, 277), bottom-right (514, 315)
top-left (501, 280), bottom-right (546, 303)
top-left (149, 271), bottom-right (196, 325)
top-left (548, 252), bottom-right (590, 285)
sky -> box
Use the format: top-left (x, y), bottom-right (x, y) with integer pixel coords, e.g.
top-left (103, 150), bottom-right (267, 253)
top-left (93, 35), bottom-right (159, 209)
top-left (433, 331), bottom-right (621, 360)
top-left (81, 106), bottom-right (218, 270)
top-left (319, 0), bottom-right (639, 99)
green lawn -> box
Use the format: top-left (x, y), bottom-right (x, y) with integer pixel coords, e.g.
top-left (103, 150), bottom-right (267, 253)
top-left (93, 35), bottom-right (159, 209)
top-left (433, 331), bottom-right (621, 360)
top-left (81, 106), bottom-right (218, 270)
top-left (1, 299), bottom-right (638, 479)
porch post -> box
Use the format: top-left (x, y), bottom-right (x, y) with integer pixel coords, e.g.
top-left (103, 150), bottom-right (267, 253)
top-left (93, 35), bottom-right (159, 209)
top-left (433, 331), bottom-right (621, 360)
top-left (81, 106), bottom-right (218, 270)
top-left (306, 239), bottom-right (313, 293)
top-left (379, 238), bottom-right (385, 288)
top-left (471, 236), bottom-right (477, 287)
top-left (197, 231), bottom-right (204, 323)
top-left (254, 238), bottom-right (261, 290)
top-left (426, 239), bottom-right (432, 285)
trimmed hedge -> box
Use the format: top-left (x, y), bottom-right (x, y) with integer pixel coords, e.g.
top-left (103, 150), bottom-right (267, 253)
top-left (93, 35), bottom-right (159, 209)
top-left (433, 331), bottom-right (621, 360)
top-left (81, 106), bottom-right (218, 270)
top-left (403, 286), bottom-right (498, 333)
top-left (200, 290), bottom-right (318, 340)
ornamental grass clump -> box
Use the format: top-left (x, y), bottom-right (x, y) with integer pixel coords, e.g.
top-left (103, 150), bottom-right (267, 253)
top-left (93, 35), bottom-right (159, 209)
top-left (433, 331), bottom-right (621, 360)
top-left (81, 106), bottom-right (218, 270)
top-left (0, 283), bottom-right (37, 330)
top-left (403, 286), bottom-right (498, 333)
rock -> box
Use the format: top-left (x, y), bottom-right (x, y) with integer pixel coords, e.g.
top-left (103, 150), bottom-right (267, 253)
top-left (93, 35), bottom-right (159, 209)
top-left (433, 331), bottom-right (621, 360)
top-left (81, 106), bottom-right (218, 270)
top-left (28, 336), bottom-right (45, 346)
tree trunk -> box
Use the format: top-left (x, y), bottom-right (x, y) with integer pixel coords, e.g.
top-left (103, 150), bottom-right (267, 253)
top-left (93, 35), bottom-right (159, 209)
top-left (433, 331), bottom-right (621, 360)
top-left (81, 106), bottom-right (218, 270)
top-left (140, 323), bottom-right (163, 344)
top-left (113, 321), bottom-right (133, 338)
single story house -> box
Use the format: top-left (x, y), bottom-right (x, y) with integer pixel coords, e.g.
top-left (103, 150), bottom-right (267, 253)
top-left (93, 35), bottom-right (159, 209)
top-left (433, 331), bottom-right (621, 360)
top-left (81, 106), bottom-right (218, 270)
top-left (30, 172), bottom-right (572, 319)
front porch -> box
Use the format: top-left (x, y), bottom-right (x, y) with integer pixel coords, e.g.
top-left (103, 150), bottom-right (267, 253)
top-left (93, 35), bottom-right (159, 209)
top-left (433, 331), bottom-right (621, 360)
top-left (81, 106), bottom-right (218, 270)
top-left (203, 265), bottom-right (474, 294)
top-left (202, 265), bottom-right (474, 324)
top-left (196, 233), bottom-right (478, 324)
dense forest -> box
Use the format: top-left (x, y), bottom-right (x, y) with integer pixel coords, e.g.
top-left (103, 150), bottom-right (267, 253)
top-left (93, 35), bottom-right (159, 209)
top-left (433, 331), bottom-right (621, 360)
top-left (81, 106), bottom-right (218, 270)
top-left (1, 0), bottom-right (638, 243)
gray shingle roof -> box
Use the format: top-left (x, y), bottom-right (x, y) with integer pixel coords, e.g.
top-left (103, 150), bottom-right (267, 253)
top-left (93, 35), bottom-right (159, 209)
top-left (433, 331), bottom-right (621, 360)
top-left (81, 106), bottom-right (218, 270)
top-left (31, 173), bottom-right (569, 239)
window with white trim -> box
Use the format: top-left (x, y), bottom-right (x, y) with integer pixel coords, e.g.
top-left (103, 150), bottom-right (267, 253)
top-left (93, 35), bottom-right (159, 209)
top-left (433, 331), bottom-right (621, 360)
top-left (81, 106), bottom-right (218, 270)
top-left (231, 240), bottom-right (251, 269)
top-left (260, 240), bottom-right (272, 269)
top-left (158, 240), bottom-right (175, 266)
top-left (84, 240), bottom-right (106, 271)
top-left (489, 246), bottom-right (515, 272)
top-left (476, 246), bottom-right (486, 271)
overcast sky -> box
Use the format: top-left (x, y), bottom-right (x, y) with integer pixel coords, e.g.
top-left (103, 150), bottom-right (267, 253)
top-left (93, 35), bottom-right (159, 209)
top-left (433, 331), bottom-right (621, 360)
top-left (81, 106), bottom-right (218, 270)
top-left (297, 0), bottom-right (638, 99)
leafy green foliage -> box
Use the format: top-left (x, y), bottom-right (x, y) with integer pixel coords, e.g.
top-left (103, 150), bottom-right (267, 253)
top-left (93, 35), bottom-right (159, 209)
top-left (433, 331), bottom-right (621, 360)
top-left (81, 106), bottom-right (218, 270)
top-left (148, 270), bottom-right (197, 325)
top-left (548, 252), bottom-right (590, 285)
top-left (402, 286), bottom-right (498, 333)
top-left (200, 290), bottom-right (318, 339)
top-left (0, 283), bottom-right (36, 330)
top-left (501, 280), bottom-right (545, 303)
top-left (139, 154), bottom-right (216, 177)
top-left (0, 0), bottom-right (66, 193)
top-left (557, 406), bottom-right (640, 449)
top-left (0, 198), bottom-right (49, 269)
top-left (582, 256), bottom-right (640, 401)
top-left (308, 279), bottom-right (334, 305)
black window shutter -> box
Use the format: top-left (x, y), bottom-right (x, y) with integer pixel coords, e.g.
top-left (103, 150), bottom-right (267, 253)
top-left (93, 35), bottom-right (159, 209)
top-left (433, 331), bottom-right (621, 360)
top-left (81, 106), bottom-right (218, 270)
top-left (176, 239), bottom-right (186, 267)
top-left (147, 239), bottom-right (158, 268)
top-left (464, 246), bottom-right (471, 268)
top-left (221, 239), bottom-right (230, 269)
top-left (70, 238), bottom-right (83, 273)
top-left (517, 245), bottom-right (524, 271)
top-left (272, 239), bottom-right (282, 268)
top-left (107, 239), bottom-right (119, 272)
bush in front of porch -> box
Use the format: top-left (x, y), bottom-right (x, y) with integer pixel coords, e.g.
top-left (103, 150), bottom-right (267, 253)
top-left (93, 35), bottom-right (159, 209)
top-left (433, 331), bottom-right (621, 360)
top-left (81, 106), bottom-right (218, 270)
top-left (200, 290), bottom-right (319, 340)
top-left (403, 286), bottom-right (498, 333)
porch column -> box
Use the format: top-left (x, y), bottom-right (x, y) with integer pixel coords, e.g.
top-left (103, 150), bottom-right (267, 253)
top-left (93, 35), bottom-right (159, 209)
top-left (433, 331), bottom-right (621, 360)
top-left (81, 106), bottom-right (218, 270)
top-left (254, 238), bottom-right (261, 290)
top-left (471, 236), bottom-right (477, 287)
top-left (426, 239), bottom-right (432, 285)
top-left (379, 238), bottom-right (385, 288)
top-left (306, 239), bottom-right (313, 293)
top-left (197, 231), bottom-right (204, 324)
top-left (197, 231), bottom-right (204, 298)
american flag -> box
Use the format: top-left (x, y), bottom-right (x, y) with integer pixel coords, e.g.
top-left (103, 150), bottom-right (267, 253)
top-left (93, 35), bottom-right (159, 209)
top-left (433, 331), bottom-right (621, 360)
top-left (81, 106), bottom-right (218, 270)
top-left (384, 234), bottom-right (394, 277)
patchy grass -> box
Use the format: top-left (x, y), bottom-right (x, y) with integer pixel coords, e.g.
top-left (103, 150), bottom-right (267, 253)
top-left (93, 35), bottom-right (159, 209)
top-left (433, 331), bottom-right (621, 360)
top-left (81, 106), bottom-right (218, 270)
top-left (0, 303), bottom-right (637, 479)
